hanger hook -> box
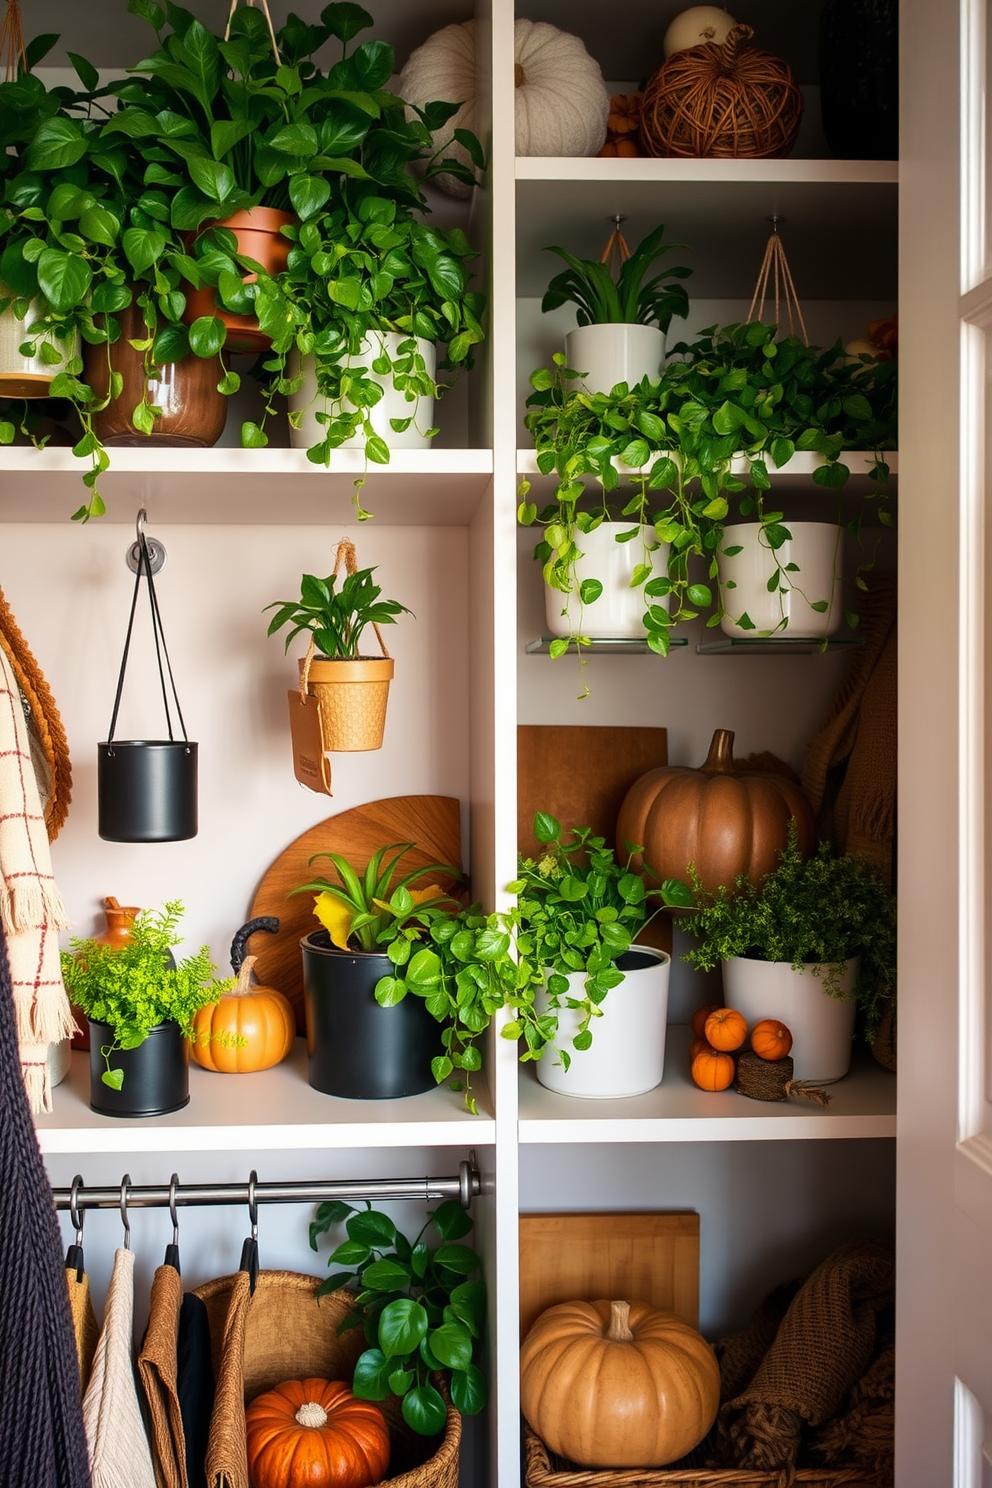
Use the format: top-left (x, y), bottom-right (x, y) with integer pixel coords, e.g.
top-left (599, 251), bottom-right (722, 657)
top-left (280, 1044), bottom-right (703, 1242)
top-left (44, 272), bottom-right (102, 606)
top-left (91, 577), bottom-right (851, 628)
top-left (247, 1169), bottom-right (258, 1241)
top-left (69, 1174), bottom-right (84, 1245)
top-left (120, 1173), bottom-right (131, 1250)
top-left (169, 1173), bottom-right (180, 1247)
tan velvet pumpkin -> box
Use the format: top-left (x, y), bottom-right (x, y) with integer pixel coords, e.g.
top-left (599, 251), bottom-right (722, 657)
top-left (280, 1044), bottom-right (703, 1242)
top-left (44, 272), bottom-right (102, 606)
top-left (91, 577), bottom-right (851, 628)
top-left (520, 1298), bottom-right (719, 1467)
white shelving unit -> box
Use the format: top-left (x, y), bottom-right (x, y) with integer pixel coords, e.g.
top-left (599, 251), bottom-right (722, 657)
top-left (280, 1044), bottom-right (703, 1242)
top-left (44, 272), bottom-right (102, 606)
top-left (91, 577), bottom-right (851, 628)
top-left (6, 3), bottom-right (912, 1485)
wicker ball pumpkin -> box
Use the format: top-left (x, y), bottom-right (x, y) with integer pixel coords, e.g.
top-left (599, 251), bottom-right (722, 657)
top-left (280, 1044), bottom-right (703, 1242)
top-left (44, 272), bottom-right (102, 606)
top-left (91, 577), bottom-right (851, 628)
top-left (640, 24), bottom-right (803, 159)
top-left (191, 955), bottom-right (295, 1073)
top-left (521, 1298), bottom-right (719, 1467)
top-left (245, 1377), bottom-right (389, 1488)
top-left (616, 728), bottom-right (816, 894)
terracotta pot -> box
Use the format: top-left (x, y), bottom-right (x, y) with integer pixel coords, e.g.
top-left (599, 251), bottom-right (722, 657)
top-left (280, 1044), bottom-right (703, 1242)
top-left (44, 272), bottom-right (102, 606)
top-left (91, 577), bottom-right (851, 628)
top-left (84, 303), bottom-right (226, 447)
top-left (70, 897), bottom-right (140, 1052)
top-left (182, 207), bottom-right (295, 352)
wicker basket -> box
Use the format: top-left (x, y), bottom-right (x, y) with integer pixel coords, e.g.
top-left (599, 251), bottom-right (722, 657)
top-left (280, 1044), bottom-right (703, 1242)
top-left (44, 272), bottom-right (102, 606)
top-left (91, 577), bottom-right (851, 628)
top-left (523, 1427), bottom-right (885, 1488)
top-left (193, 1270), bottom-right (460, 1488)
top-left (299, 654), bottom-right (394, 752)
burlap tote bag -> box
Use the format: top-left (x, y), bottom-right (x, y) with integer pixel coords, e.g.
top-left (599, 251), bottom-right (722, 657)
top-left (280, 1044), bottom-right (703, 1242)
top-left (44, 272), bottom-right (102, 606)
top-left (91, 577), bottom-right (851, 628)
top-left (192, 1270), bottom-right (460, 1488)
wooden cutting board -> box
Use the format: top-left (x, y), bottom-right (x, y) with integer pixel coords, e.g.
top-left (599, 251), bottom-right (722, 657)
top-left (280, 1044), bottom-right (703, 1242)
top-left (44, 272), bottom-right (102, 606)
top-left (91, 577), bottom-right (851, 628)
top-left (246, 795), bottom-right (462, 1032)
top-left (518, 1211), bottom-right (700, 1338)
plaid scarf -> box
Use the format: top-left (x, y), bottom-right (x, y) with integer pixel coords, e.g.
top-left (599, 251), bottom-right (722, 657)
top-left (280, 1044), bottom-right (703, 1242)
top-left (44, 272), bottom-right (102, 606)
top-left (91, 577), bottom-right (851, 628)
top-left (0, 645), bottom-right (73, 1112)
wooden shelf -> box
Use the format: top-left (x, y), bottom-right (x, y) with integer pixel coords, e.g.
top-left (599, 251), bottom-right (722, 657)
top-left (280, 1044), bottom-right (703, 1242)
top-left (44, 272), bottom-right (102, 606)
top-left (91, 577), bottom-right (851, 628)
top-left (0, 448), bottom-right (493, 525)
top-left (518, 1026), bottom-right (896, 1144)
top-left (35, 1042), bottom-right (495, 1154)
top-left (515, 159), bottom-right (898, 299)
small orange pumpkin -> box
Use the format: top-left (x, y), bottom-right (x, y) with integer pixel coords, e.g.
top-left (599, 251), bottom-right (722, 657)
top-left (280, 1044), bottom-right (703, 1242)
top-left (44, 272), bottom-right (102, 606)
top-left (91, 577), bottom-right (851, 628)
top-left (691, 1048), bottom-right (735, 1091)
top-left (751, 1018), bottom-right (793, 1061)
top-left (245, 1377), bottom-right (389, 1488)
top-left (704, 1007), bottom-right (747, 1052)
top-left (192, 954), bottom-right (295, 1073)
top-left (689, 1036), bottom-right (713, 1062)
top-left (691, 1001), bottom-right (722, 1039)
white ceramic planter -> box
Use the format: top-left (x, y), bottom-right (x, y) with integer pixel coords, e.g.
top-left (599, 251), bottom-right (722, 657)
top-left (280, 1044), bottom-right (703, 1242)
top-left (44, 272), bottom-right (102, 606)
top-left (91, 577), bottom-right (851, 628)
top-left (722, 955), bottom-right (860, 1082)
top-left (717, 521), bottom-right (843, 638)
top-left (564, 323), bottom-right (665, 396)
top-left (535, 946), bottom-right (670, 1098)
top-left (288, 332), bottom-right (436, 450)
top-left (0, 295), bottom-right (78, 399)
top-left (544, 522), bottom-right (670, 639)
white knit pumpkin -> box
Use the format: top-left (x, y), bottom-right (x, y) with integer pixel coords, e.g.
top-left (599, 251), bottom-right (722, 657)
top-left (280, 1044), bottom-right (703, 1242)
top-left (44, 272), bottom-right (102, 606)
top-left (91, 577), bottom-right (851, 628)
top-left (399, 19), bottom-right (609, 198)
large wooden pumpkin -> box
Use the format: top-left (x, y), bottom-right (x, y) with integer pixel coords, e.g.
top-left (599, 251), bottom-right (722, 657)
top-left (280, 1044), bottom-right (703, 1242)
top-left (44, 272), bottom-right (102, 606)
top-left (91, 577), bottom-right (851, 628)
top-left (617, 728), bottom-right (816, 894)
top-left (520, 1298), bottom-right (719, 1467)
top-left (245, 1378), bottom-right (389, 1488)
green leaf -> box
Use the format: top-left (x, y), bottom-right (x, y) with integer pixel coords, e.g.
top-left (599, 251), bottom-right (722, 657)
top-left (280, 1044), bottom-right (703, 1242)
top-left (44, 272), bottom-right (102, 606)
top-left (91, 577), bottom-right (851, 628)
top-left (533, 811), bottom-right (560, 844)
top-left (578, 578), bottom-right (602, 605)
top-left (289, 174), bottom-right (332, 221)
top-left (328, 1239), bottom-right (371, 1266)
top-left (27, 118), bottom-right (87, 172)
top-left (188, 316), bottom-right (226, 358)
top-left (348, 1209), bottom-right (397, 1248)
top-left (101, 1067), bottom-right (124, 1090)
top-left (352, 1347), bottom-right (391, 1400)
top-left (378, 1298), bottom-right (429, 1359)
top-left (36, 251), bottom-right (92, 314)
top-left (123, 227), bottom-right (167, 275)
top-left (450, 1362), bottom-right (487, 1415)
top-left (431, 1199), bottom-right (473, 1241)
top-left (241, 420), bottom-right (268, 448)
top-left (428, 1321), bottom-right (473, 1370)
top-left (402, 1382), bottom-right (447, 1436)
top-left (361, 1258), bottom-right (411, 1291)
top-left (68, 51), bottom-right (100, 91)
top-left (79, 205), bottom-right (120, 248)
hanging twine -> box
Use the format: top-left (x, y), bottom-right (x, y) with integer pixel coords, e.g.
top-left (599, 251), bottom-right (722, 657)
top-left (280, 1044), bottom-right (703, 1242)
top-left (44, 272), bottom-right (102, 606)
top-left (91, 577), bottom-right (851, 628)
top-left (599, 216), bottom-right (631, 277)
top-left (747, 223), bottom-right (808, 343)
top-left (1, 0), bottom-right (27, 82)
top-left (299, 539), bottom-right (390, 701)
top-left (225, 0), bottom-right (280, 63)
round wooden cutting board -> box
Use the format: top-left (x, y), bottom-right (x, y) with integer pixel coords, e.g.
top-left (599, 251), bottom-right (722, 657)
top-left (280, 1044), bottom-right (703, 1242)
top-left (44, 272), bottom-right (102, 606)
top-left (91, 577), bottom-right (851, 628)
top-left (245, 794), bottom-right (463, 1032)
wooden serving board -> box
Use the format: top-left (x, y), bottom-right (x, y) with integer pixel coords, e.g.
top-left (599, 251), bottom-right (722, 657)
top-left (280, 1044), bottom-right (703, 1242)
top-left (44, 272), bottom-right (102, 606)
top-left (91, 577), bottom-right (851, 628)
top-left (246, 795), bottom-right (462, 1032)
top-left (518, 1211), bottom-right (699, 1338)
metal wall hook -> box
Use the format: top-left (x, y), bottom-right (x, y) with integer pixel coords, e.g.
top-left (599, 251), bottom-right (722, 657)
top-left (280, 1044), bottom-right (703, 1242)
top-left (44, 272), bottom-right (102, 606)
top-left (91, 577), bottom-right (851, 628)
top-left (126, 508), bottom-right (167, 576)
top-left (69, 1174), bottom-right (85, 1246)
top-left (120, 1173), bottom-right (131, 1250)
top-left (247, 1169), bottom-right (258, 1241)
top-left (169, 1172), bottom-right (180, 1248)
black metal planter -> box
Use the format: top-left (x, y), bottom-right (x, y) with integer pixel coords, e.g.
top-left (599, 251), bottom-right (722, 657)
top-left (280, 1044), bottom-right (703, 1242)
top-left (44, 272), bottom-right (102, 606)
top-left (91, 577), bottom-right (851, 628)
top-left (301, 931), bottom-right (442, 1099)
top-left (98, 740), bottom-right (198, 842)
top-left (88, 1018), bottom-right (190, 1117)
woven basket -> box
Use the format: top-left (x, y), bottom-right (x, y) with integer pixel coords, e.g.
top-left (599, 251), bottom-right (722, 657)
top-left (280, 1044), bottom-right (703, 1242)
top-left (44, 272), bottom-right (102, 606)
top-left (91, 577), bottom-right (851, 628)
top-left (524, 1427), bottom-right (884, 1488)
top-left (639, 25), bottom-right (803, 160)
top-left (299, 654), bottom-right (394, 752)
top-left (193, 1270), bottom-right (460, 1488)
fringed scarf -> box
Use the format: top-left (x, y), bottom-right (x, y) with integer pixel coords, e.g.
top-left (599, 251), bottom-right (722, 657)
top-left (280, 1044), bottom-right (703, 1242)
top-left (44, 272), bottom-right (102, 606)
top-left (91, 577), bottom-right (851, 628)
top-left (0, 644), bottom-right (74, 1111)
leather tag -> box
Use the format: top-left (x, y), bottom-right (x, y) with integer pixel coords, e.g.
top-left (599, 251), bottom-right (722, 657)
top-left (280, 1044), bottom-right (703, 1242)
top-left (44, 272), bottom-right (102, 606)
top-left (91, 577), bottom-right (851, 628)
top-left (287, 691), bottom-right (332, 795)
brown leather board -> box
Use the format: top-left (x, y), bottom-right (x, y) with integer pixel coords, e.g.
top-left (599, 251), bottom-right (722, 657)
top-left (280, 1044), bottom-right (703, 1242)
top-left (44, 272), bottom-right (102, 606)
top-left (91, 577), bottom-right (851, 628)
top-left (247, 795), bottom-right (462, 1032)
top-left (518, 1211), bottom-right (700, 1338)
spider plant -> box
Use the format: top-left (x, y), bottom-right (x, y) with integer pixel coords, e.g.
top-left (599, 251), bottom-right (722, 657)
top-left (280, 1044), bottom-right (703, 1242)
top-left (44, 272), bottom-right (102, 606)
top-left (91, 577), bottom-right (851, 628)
top-left (541, 223), bottom-right (691, 330)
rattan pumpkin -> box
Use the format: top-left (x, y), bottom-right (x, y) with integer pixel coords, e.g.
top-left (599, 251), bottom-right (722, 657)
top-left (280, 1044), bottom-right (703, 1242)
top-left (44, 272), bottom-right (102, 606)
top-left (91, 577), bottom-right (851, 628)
top-left (191, 954), bottom-right (295, 1073)
top-left (520, 1298), bottom-right (719, 1467)
top-left (245, 1377), bottom-right (389, 1488)
top-left (640, 23), bottom-right (803, 159)
top-left (616, 727), bottom-right (816, 894)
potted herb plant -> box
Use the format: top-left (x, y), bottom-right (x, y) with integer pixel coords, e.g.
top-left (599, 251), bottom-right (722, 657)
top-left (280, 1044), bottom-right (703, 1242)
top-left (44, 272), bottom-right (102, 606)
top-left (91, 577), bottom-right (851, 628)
top-left (311, 1196), bottom-right (486, 1438)
top-left (60, 900), bottom-right (234, 1117)
top-left (504, 812), bottom-right (692, 1098)
top-left (541, 222), bottom-right (691, 394)
top-left (520, 321), bottom-right (897, 660)
top-left (294, 841), bottom-right (462, 1099)
top-left (682, 826), bottom-right (897, 1082)
top-left (264, 540), bottom-right (411, 753)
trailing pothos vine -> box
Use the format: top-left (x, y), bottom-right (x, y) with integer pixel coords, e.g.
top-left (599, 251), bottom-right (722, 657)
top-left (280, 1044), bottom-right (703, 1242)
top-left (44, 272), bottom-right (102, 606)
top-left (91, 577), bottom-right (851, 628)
top-left (520, 322), bottom-right (896, 664)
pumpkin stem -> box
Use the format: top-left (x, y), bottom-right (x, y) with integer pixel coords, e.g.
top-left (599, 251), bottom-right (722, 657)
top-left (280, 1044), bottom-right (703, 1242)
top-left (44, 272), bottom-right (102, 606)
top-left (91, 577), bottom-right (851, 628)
top-left (718, 23), bottom-right (753, 72)
top-left (606, 1300), bottom-right (634, 1342)
top-left (295, 1400), bottom-right (329, 1429)
top-left (234, 955), bottom-right (257, 998)
top-left (514, 62), bottom-right (526, 88)
top-left (700, 728), bottom-right (737, 775)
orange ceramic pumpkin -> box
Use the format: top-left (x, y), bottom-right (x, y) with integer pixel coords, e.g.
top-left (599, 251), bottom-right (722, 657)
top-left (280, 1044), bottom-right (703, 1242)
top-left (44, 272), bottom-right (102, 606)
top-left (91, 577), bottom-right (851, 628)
top-left (520, 1298), bottom-right (719, 1467)
top-left (751, 1018), bottom-right (793, 1061)
top-left (704, 1007), bottom-right (747, 1052)
top-left (617, 728), bottom-right (816, 894)
top-left (192, 954), bottom-right (295, 1073)
top-left (691, 1048), bottom-right (736, 1091)
top-left (245, 1377), bottom-right (389, 1488)
top-left (691, 1001), bottom-right (721, 1039)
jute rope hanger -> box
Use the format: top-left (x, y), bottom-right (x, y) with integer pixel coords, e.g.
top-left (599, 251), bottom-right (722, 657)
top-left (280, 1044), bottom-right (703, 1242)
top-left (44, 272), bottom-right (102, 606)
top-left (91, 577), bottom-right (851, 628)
top-left (299, 538), bottom-right (391, 702)
top-left (225, 0), bottom-right (281, 64)
top-left (1, 0), bottom-right (27, 83)
top-left (747, 216), bottom-right (808, 344)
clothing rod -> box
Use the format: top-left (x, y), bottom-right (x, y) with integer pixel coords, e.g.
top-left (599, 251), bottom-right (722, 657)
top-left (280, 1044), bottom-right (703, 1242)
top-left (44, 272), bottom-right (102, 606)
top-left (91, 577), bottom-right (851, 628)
top-left (52, 1160), bottom-right (481, 1215)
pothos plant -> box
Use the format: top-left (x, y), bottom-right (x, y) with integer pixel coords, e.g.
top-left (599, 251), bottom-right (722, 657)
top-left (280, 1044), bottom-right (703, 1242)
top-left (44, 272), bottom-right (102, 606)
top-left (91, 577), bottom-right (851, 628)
top-left (60, 900), bottom-right (234, 1087)
top-left (310, 1197), bottom-right (487, 1435)
top-left (520, 322), bottom-right (897, 663)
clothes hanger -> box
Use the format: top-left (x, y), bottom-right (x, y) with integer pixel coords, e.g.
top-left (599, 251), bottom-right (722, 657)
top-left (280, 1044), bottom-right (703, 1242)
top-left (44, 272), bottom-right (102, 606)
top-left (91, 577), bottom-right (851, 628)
top-left (65, 1174), bottom-right (86, 1282)
top-left (238, 1169), bottom-right (259, 1296)
top-left (164, 1173), bottom-right (181, 1275)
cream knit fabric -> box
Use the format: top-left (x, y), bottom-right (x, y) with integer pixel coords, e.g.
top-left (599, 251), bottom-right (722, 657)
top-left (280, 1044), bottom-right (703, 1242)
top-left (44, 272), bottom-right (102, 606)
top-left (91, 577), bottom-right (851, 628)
top-left (82, 1247), bottom-right (157, 1488)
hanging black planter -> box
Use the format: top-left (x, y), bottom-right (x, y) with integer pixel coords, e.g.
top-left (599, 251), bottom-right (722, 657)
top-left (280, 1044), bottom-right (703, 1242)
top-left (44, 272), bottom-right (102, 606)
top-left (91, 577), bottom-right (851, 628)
top-left (819, 0), bottom-right (898, 160)
top-left (98, 511), bottom-right (198, 842)
top-left (88, 1018), bottom-right (190, 1117)
top-left (301, 932), bottom-right (442, 1099)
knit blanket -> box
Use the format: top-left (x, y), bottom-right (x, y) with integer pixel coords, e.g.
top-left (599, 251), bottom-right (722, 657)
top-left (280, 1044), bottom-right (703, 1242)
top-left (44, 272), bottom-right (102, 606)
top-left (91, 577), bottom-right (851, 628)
top-left (0, 643), bottom-right (74, 1112)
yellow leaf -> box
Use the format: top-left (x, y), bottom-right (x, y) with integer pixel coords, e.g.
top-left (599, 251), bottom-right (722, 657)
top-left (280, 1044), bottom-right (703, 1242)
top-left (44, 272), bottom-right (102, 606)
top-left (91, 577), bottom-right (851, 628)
top-left (313, 892), bottom-right (353, 950)
top-left (410, 884), bottom-right (444, 905)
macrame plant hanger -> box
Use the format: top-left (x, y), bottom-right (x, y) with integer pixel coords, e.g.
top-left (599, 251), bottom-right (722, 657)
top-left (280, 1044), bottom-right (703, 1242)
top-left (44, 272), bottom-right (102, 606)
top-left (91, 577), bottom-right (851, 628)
top-left (600, 214), bottom-right (631, 277)
top-left (226, 0), bottom-right (281, 63)
top-left (0, 0), bottom-right (27, 82)
top-left (748, 217), bottom-right (808, 343)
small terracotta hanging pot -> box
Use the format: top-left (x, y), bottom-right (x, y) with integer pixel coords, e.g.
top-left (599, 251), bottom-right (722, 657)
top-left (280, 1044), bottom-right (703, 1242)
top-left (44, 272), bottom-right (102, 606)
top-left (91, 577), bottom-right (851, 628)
top-left (182, 207), bottom-right (295, 352)
top-left (83, 302), bottom-right (227, 447)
